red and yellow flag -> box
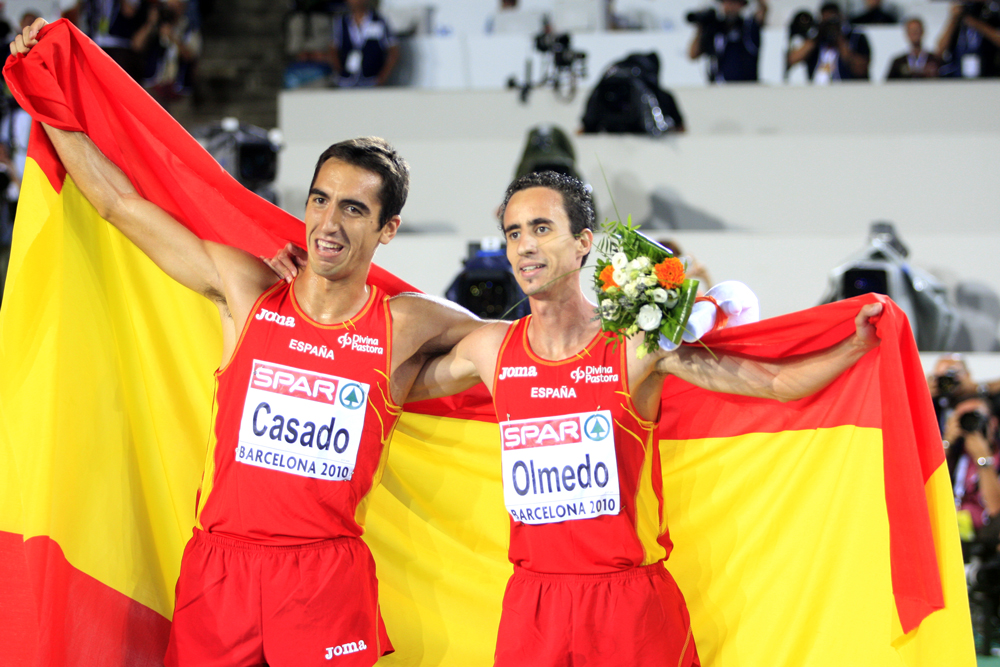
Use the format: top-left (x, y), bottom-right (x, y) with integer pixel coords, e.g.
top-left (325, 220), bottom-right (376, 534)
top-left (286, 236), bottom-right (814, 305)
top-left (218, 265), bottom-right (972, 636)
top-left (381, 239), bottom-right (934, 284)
top-left (0, 19), bottom-right (973, 667)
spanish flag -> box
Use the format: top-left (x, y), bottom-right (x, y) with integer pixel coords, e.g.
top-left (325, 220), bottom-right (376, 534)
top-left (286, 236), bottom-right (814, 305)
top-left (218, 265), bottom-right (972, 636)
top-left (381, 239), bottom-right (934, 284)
top-left (0, 20), bottom-right (973, 667)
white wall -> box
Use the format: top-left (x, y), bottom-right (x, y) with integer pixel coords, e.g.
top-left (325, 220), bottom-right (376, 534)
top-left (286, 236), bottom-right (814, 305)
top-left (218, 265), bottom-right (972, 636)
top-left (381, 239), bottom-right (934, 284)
top-left (277, 83), bottom-right (1000, 324)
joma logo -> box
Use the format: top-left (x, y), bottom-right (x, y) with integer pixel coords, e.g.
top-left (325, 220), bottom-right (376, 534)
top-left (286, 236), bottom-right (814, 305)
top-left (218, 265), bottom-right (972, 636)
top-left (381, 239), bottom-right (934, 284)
top-left (325, 640), bottom-right (367, 659)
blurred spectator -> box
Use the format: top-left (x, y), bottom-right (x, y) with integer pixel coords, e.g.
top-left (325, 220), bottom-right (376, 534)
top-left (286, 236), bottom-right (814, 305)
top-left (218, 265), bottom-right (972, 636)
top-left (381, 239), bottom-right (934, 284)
top-left (77, 0), bottom-right (160, 82)
top-left (787, 2), bottom-right (871, 82)
top-left (145, 0), bottom-right (201, 99)
top-left (851, 0), bottom-right (898, 25)
top-left (937, 0), bottom-right (1000, 79)
top-left (687, 0), bottom-right (768, 82)
top-left (886, 17), bottom-right (941, 78)
top-left (330, 0), bottom-right (398, 87)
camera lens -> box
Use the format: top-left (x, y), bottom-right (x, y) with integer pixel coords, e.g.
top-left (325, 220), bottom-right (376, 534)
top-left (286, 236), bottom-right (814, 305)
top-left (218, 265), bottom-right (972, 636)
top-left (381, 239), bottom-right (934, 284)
top-left (960, 411), bottom-right (989, 435)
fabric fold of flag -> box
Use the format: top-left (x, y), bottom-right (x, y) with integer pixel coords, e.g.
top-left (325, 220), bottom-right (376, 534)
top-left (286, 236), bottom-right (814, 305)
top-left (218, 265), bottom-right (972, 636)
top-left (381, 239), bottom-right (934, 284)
top-left (1, 18), bottom-right (973, 667)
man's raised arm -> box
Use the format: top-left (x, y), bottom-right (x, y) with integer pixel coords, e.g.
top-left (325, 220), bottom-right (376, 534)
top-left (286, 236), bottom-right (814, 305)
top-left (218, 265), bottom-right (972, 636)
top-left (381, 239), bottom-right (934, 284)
top-left (653, 302), bottom-right (883, 402)
top-left (14, 20), bottom-right (273, 310)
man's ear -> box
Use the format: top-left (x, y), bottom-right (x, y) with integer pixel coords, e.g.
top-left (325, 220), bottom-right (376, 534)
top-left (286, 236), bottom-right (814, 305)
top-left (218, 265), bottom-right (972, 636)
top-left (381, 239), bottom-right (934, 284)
top-left (576, 228), bottom-right (594, 257)
top-left (379, 215), bottom-right (401, 244)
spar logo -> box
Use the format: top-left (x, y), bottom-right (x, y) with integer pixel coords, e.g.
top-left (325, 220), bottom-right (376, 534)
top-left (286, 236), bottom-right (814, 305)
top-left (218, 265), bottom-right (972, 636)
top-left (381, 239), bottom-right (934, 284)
top-left (583, 414), bottom-right (611, 441)
top-left (503, 414), bottom-right (583, 450)
top-left (255, 308), bottom-right (296, 328)
top-left (338, 382), bottom-right (365, 410)
top-left (252, 363), bottom-right (338, 403)
top-left (569, 365), bottom-right (619, 384)
top-left (337, 332), bottom-right (384, 355)
top-left (498, 365), bottom-right (538, 381)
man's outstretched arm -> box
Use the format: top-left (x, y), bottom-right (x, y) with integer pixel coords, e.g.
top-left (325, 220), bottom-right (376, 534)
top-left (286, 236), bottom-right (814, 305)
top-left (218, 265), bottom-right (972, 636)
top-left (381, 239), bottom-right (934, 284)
top-left (408, 321), bottom-right (509, 401)
top-left (653, 302), bottom-right (882, 402)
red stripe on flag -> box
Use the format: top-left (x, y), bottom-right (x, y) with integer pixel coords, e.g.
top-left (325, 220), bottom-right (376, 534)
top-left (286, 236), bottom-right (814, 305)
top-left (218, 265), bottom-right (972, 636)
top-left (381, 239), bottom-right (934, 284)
top-left (0, 532), bottom-right (171, 667)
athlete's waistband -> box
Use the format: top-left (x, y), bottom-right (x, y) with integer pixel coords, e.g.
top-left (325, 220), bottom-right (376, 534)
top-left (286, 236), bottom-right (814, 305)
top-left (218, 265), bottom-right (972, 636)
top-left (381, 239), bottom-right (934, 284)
top-left (512, 561), bottom-right (667, 583)
top-left (191, 527), bottom-right (364, 552)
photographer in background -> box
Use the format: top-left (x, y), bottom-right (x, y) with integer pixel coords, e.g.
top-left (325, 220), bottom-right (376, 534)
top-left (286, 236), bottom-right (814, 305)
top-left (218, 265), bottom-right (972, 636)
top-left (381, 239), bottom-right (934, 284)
top-left (787, 2), bottom-right (871, 82)
top-left (687, 0), bottom-right (768, 82)
top-left (946, 398), bottom-right (1000, 536)
top-left (937, 0), bottom-right (1000, 78)
top-left (945, 397), bottom-right (1000, 654)
top-left (929, 354), bottom-right (1000, 429)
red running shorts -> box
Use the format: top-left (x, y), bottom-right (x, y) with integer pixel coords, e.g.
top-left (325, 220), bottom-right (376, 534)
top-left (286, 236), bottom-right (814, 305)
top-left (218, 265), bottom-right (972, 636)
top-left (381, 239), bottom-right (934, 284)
top-left (494, 562), bottom-right (700, 667)
top-left (164, 529), bottom-right (392, 667)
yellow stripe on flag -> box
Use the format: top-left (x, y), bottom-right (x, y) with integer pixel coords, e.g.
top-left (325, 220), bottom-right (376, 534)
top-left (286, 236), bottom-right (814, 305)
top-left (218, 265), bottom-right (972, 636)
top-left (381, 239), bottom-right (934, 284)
top-left (892, 463), bottom-right (975, 665)
top-left (365, 412), bottom-right (511, 666)
top-left (0, 161), bottom-right (219, 619)
top-left (660, 425), bottom-right (973, 666)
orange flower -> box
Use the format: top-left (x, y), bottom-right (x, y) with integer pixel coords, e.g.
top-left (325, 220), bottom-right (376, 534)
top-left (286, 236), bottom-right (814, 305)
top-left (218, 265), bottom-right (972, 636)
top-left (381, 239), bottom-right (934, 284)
top-left (654, 257), bottom-right (685, 289)
top-left (599, 265), bottom-right (618, 291)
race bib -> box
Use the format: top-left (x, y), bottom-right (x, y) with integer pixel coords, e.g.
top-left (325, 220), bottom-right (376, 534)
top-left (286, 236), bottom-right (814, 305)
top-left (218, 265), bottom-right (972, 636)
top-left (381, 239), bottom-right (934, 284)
top-left (236, 360), bottom-right (369, 481)
top-left (500, 410), bottom-right (620, 525)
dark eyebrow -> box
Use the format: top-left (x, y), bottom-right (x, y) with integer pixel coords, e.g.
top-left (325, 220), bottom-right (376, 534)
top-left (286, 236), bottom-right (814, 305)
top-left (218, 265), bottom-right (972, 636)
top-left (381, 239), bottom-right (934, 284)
top-left (504, 218), bottom-right (551, 235)
top-left (340, 199), bottom-right (371, 215)
top-left (308, 189), bottom-right (371, 216)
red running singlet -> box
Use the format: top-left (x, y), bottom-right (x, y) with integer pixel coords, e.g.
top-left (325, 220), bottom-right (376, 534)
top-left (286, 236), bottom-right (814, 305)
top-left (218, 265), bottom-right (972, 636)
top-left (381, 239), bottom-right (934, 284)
top-left (194, 280), bottom-right (401, 545)
top-left (491, 316), bottom-right (672, 574)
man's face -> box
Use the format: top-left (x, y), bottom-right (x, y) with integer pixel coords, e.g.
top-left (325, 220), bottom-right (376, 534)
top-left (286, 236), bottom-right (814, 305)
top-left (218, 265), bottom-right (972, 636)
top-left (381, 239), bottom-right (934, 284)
top-left (502, 187), bottom-right (591, 298)
top-left (347, 0), bottom-right (369, 12)
top-left (304, 159), bottom-right (398, 281)
top-left (906, 20), bottom-right (924, 48)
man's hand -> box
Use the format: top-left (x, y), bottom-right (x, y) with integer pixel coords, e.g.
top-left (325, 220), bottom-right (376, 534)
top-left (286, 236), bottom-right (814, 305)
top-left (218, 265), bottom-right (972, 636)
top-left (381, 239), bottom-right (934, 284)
top-left (262, 242), bottom-right (307, 283)
top-left (854, 301), bottom-right (882, 348)
top-left (10, 17), bottom-right (47, 56)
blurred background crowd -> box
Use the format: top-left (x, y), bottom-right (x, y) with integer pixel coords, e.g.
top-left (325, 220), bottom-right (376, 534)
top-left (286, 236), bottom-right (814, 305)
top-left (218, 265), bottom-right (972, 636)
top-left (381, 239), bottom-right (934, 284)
top-left (0, 0), bottom-right (998, 658)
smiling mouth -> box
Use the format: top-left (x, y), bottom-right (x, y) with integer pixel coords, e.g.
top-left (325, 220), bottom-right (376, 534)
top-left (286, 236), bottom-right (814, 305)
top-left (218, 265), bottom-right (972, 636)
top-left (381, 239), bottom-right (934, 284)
top-left (314, 238), bottom-right (344, 257)
top-left (519, 263), bottom-right (545, 275)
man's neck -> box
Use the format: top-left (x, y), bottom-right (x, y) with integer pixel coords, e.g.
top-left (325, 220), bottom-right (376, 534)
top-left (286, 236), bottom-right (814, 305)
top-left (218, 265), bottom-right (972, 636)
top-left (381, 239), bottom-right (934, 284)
top-left (526, 288), bottom-right (599, 360)
top-left (293, 267), bottom-right (371, 324)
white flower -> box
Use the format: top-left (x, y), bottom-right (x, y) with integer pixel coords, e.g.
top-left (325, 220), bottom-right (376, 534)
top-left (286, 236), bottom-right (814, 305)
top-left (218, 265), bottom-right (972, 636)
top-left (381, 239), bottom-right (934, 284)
top-left (612, 268), bottom-right (628, 286)
top-left (642, 274), bottom-right (658, 288)
top-left (651, 288), bottom-right (669, 303)
top-left (630, 256), bottom-right (651, 271)
top-left (664, 289), bottom-right (680, 309)
top-left (623, 282), bottom-right (639, 299)
top-left (611, 252), bottom-right (628, 270)
top-left (599, 299), bottom-right (620, 320)
top-left (636, 304), bottom-right (663, 331)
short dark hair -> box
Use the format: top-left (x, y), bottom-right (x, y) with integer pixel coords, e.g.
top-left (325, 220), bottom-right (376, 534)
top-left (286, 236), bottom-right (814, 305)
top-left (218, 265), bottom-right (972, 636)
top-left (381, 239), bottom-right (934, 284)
top-left (497, 171), bottom-right (595, 267)
top-left (310, 137), bottom-right (409, 229)
top-left (820, 1), bottom-right (841, 15)
top-left (498, 171), bottom-right (594, 235)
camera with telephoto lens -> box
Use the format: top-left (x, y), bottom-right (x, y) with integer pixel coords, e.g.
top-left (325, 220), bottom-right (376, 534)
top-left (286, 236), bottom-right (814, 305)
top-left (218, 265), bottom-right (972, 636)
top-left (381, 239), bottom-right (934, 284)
top-left (937, 368), bottom-right (963, 396)
top-left (960, 410), bottom-right (990, 436)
